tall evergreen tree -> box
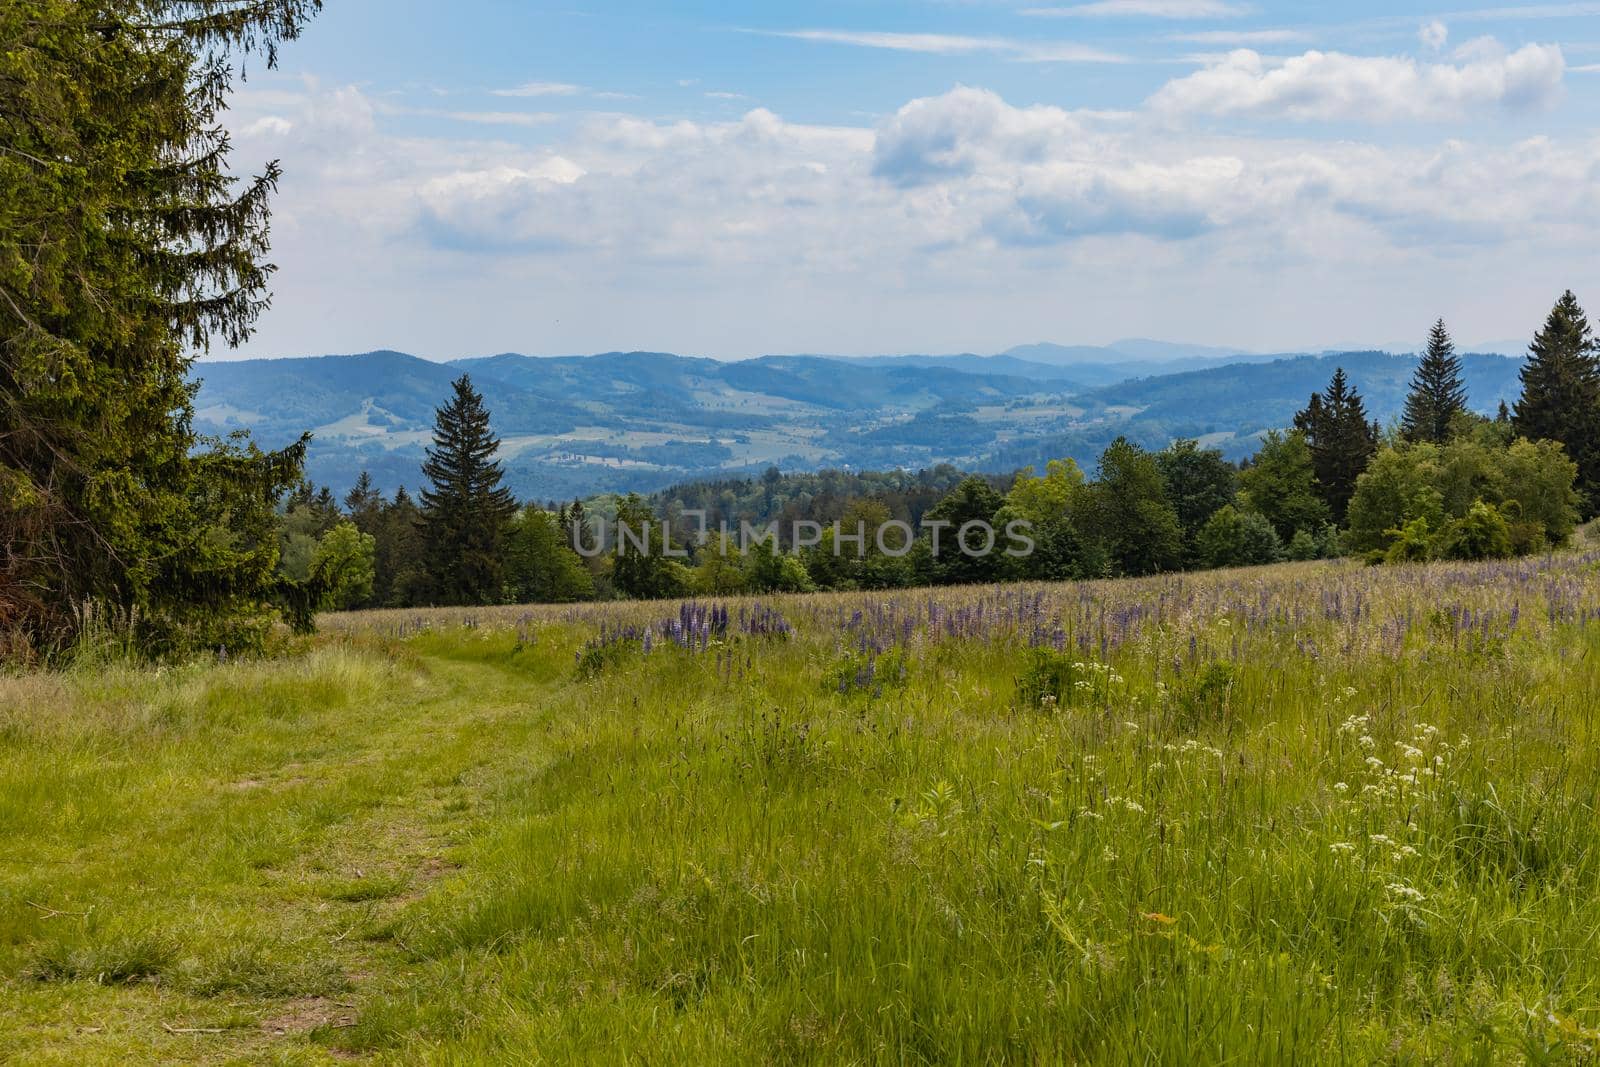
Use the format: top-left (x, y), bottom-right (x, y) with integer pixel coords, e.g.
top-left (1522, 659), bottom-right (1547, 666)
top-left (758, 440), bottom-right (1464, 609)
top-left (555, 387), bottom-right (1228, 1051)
top-left (1515, 290), bottom-right (1600, 512)
top-left (1, 0), bottom-right (321, 654)
top-left (418, 375), bottom-right (517, 605)
top-left (344, 472), bottom-right (383, 533)
top-left (1294, 368), bottom-right (1378, 524)
top-left (378, 488), bottom-right (428, 607)
top-left (1402, 320), bottom-right (1469, 443)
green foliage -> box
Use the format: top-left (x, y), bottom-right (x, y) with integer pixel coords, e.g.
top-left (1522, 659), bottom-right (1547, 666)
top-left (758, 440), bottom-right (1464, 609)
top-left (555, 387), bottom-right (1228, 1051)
top-left (1403, 320), bottom-right (1470, 444)
top-left (691, 535), bottom-right (749, 596)
top-left (612, 493), bottom-right (687, 600)
top-left (1155, 441), bottom-right (1237, 547)
top-left (1087, 438), bottom-right (1183, 577)
top-left (313, 523), bottom-right (377, 610)
top-left (1239, 430), bottom-right (1331, 543)
top-left (1285, 529), bottom-right (1319, 562)
top-left (1196, 506), bottom-right (1284, 569)
top-left (419, 375), bottom-right (518, 606)
top-left (823, 648), bottom-right (908, 696)
top-left (1515, 290), bottom-right (1600, 514)
top-left (505, 510), bottom-right (594, 604)
top-left (1295, 368), bottom-right (1378, 524)
top-left (0, 0), bottom-right (320, 656)
top-left (1349, 433), bottom-right (1579, 562)
top-left (1437, 501), bottom-right (1514, 562)
top-left (1014, 649), bottom-right (1122, 710)
top-left (1383, 517), bottom-right (1435, 564)
top-left (922, 476), bottom-right (1007, 585)
top-left (12, 559), bottom-right (1600, 1059)
top-left (1173, 661), bottom-right (1238, 730)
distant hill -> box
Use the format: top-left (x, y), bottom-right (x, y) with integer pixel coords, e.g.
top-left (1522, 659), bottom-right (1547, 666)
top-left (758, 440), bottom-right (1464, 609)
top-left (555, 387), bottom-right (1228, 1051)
top-left (190, 347), bottom-right (1526, 500)
top-left (979, 351), bottom-right (1524, 473)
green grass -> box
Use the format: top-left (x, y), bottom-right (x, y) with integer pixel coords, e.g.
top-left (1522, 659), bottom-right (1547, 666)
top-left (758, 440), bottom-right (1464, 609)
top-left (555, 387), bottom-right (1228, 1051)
top-left (6, 558), bottom-right (1600, 1062)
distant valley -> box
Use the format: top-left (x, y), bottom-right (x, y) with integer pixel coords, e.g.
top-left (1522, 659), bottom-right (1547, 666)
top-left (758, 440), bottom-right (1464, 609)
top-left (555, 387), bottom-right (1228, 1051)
top-left (190, 342), bottom-right (1528, 500)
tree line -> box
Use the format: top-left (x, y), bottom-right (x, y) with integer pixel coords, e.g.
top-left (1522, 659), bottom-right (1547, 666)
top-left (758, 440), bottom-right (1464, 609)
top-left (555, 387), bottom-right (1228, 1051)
top-left (307, 295), bottom-right (1594, 612)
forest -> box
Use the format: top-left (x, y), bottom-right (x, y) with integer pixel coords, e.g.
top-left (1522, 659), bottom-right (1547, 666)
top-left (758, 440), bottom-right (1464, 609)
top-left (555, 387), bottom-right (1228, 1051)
top-left (290, 315), bottom-right (1590, 619)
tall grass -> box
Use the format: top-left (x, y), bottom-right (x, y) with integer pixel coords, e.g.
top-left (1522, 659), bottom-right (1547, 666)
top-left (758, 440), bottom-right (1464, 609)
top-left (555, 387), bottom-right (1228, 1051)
top-left (7, 556), bottom-right (1600, 1061)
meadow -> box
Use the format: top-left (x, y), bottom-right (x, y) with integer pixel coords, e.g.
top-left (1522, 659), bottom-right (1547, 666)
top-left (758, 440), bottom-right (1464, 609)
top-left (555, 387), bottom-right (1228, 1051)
top-left (6, 554), bottom-right (1600, 1063)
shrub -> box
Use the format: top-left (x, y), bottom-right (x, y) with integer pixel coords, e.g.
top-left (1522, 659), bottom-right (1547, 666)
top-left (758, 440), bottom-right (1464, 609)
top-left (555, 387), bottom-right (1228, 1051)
top-left (1285, 530), bottom-right (1319, 562)
top-left (1174, 661), bottom-right (1238, 729)
top-left (1384, 517), bottom-right (1435, 564)
top-left (1196, 506), bottom-right (1283, 570)
top-left (1437, 501), bottom-right (1514, 561)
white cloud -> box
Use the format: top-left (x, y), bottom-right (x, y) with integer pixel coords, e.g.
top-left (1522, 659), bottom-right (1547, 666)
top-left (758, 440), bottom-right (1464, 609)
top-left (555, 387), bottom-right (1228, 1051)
top-left (492, 81), bottom-right (583, 98)
top-left (419, 110), bottom-right (558, 127)
top-left (1169, 29), bottom-right (1310, 45)
top-left (1023, 1), bottom-right (1249, 17)
top-left (756, 29), bottom-right (1126, 63)
top-left (242, 115), bottom-right (294, 137)
top-left (1420, 20), bottom-right (1449, 52)
top-left (224, 80), bottom-right (1600, 361)
top-left (1150, 42), bottom-right (1565, 121)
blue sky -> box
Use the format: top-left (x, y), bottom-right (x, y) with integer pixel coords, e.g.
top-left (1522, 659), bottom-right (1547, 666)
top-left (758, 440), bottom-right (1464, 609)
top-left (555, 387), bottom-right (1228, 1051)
top-left (221, 1), bottom-right (1600, 360)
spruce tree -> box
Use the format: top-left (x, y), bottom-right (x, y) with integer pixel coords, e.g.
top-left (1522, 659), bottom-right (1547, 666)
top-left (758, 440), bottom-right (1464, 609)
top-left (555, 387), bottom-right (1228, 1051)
top-left (419, 376), bottom-right (518, 605)
top-left (1, 0), bottom-right (321, 654)
top-left (344, 472), bottom-right (383, 532)
top-left (1515, 290), bottom-right (1600, 512)
top-left (1402, 320), bottom-right (1469, 443)
top-left (1294, 368), bottom-right (1377, 525)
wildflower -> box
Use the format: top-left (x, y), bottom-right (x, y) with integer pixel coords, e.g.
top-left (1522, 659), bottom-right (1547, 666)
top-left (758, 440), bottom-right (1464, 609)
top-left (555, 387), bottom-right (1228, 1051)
top-left (1369, 834), bottom-right (1394, 846)
top-left (1365, 756), bottom-right (1385, 769)
top-left (1385, 883), bottom-right (1425, 903)
top-left (1332, 782), bottom-right (1349, 793)
top-left (1330, 842), bottom-right (1356, 855)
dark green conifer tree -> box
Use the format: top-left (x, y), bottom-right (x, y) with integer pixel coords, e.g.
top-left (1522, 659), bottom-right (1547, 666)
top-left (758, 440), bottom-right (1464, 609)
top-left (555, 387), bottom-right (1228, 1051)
top-left (344, 472), bottom-right (383, 533)
top-left (1294, 368), bottom-right (1378, 525)
top-left (1, 0), bottom-right (321, 654)
top-left (1402, 320), bottom-right (1469, 443)
top-left (1514, 291), bottom-right (1600, 512)
top-left (418, 376), bottom-right (517, 605)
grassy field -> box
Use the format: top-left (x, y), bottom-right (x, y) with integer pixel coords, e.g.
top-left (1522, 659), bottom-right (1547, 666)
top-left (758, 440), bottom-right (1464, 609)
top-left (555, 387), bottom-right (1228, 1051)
top-left (6, 556), bottom-right (1600, 1063)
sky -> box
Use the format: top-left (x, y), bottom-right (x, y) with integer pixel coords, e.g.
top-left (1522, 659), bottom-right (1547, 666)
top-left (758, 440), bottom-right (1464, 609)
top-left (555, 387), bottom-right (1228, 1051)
top-left (217, 0), bottom-right (1600, 362)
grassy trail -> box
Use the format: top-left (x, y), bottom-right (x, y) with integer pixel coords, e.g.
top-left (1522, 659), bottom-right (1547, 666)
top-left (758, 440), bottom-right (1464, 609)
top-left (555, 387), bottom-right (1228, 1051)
top-left (1, 642), bottom-right (558, 1064)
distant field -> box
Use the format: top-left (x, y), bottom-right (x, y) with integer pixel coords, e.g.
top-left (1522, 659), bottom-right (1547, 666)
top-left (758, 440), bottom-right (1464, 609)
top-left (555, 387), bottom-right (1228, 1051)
top-left (7, 557), bottom-right (1600, 1062)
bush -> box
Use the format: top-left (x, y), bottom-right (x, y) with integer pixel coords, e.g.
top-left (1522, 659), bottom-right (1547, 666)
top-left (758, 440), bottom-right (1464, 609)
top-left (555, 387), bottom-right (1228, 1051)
top-left (1383, 517), bottom-right (1434, 564)
top-left (1437, 501), bottom-right (1514, 561)
top-left (1196, 506), bottom-right (1283, 570)
top-left (1285, 530), bottom-right (1318, 562)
